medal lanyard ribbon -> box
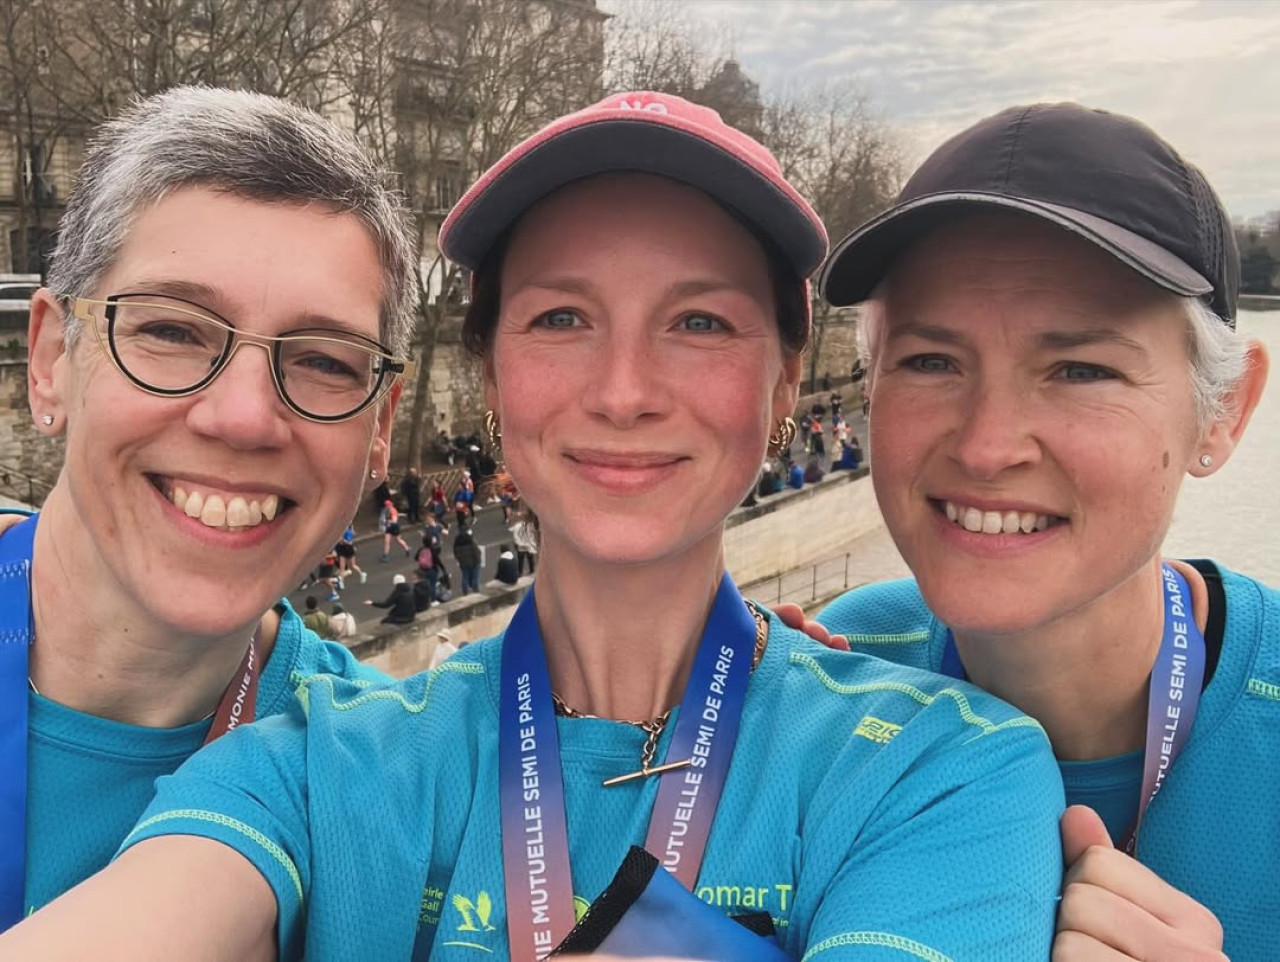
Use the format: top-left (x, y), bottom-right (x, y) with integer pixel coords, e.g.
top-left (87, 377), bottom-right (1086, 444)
top-left (0, 511), bottom-right (261, 931)
top-left (938, 563), bottom-right (1205, 854)
top-left (0, 515), bottom-right (37, 932)
top-left (498, 573), bottom-right (757, 962)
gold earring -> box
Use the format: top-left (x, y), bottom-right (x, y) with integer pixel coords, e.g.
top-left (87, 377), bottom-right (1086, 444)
top-left (768, 416), bottom-right (797, 455)
top-left (483, 410), bottom-right (502, 451)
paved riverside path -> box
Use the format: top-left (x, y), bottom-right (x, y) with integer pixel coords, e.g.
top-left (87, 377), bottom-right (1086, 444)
top-left (286, 497), bottom-right (518, 623)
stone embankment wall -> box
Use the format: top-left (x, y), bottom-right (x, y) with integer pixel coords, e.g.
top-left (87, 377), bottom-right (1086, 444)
top-left (0, 360), bottom-right (62, 503)
top-left (352, 467), bottom-right (880, 677)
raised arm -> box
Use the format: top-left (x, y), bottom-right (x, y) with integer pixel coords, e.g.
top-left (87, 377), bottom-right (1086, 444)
top-left (0, 837), bottom-right (274, 962)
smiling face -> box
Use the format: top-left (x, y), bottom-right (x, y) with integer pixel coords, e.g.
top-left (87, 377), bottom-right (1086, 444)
top-left (484, 174), bottom-right (800, 568)
top-left (867, 214), bottom-right (1208, 636)
top-left (32, 186), bottom-right (396, 637)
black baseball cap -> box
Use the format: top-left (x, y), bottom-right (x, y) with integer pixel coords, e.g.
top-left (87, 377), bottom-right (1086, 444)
top-left (820, 103), bottom-right (1239, 326)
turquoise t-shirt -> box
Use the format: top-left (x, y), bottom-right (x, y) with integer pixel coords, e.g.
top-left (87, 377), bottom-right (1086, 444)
top-left (24, 601), bottom-right (385, 916)
top-left (124, 614), bottom-right (1064, 960)
top-left (819, 567), bottom-right (1280, 961)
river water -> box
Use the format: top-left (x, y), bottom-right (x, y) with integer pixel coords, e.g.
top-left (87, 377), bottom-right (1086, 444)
top-left (1163, 310), bottom-right (1278, 583)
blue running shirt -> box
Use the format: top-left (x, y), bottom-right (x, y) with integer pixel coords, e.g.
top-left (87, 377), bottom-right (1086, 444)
top-left (820, 566), bottom-right (1280, 961)
top-left (123, 615), bottom-right (1064, 960)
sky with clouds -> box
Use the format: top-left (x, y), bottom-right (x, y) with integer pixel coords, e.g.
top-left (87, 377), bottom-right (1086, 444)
top-left (604, 0), bottom-right (1279, 222)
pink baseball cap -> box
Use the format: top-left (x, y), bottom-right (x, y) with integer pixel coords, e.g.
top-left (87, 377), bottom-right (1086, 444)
top-left (439, 91), bottom-right (828, 280)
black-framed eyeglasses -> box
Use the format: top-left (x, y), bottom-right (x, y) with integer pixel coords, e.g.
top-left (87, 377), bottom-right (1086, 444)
top-left (68, 294), bottom-right (416, 423)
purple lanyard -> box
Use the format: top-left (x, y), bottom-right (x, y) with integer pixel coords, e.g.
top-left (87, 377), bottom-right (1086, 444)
top-left (939, 563), bottom-right (1205, 853)
top-left (498, 573), bottom-right (757, 962)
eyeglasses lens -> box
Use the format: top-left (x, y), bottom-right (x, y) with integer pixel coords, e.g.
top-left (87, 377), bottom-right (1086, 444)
top-left (109, 297), bottom-right (385, 419)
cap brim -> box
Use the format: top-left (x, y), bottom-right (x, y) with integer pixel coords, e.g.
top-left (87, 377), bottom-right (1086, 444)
top-left (820, 192), bottom-right (1213, 305)
top-left (441, 119), bottom-right (827, 278)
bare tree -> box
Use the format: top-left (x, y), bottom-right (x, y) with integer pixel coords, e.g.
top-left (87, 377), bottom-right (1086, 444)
top-left (604, 0), bottom-right (727, 98)
top-left (762, 81), bottom-right (904, 387)
top-left (342, 0), bottom-right (606, 471)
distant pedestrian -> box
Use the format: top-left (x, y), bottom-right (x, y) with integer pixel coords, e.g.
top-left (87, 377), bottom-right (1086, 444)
top-left (371, 478), bottom-right (392, 516)
top-left (832, 437), bottom-right (863, 471)
top-left (809, 413), bottom-right (825, 458)
top-left (799, 413), bottom-right (811, 453)
top-left (329, 603), bottom-right (358, 639)
top-left (333, 525), bottom-right (368, 586)
top-left (316, 549), bottom-right (341, 602)
top-left (757, 461), bottom-right (783, 497)
top-left (804, 455), bottom-right (825, 485)
top-left (428, 482), bottom-right (448, 521)
top-left (364, 573), bottom-right (415, 625)
top-left (415, 536), bottom-right (439, 605)
top-left (380, 499), bottom-right (411, 561)
top-left (399, 468), bottom-right (423, 523)
top-left (830, 391), bottom-right (843, 417)
top-left (453, 489), bottom-right (472, 528)
top-left (510, 511), bottom-right (538, 576)
top-left (453, 528), bottom-right (482, 595)
top-left (495, 544), bottom-right (519, 586)
top-left (787, 458), bottom-right (805, 489)
top-left (412, 568), bottom-right (435, 612)
top-left (301, 596), bottom-right (333, 639)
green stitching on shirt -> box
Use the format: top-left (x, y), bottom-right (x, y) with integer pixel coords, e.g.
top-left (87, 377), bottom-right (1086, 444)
top-left (790, 651), bottom-right (1044, 739)
top-left (1247, 678), bottom-right (1280, 702)
top-left (843, 630), bottom-right (931, 646)
top-left (123, 809), bottom-right (303, 905)
top-left (302, 660), bottom-right (485, 714)
top-left (803, 930), bottom-right (952, 961)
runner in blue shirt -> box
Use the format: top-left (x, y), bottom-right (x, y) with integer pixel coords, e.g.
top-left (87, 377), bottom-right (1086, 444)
top-left (814, 104), bottom-right (1272, 960)
top-left (0, 86), bottom-right (415, 931)
top-left (2, 91), bottom-right (1064, 961)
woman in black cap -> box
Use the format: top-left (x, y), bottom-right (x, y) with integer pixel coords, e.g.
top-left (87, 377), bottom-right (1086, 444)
top-left (3, 93), bottom-right (1063, 961)
top-left (816, 102), bottom-right (1271, 961)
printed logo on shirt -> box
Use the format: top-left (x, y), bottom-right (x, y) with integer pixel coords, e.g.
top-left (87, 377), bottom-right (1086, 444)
top-left (452, 891), bottom-right (498, 933)
top-left (854, 715), bottom-right (902, 745)
top-left (693, 880), bottom-right (793, 931)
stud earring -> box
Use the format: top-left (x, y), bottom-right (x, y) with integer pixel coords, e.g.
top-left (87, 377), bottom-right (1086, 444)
top-left (369, 468), bottom-right (379, 480)
top-left (1199, 454), bottom-right (1214, 468)
top-left (483, 410), bottom-right (502, 451)
top-left (40, 414), bottom-right (54, 426)
top-left (767, 416), bottom-right (797, 455)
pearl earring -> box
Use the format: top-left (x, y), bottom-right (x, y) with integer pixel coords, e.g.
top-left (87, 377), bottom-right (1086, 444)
top-left (369, 468), bottom-right (379, 480)
top-left (1198, 454), bottom-right (1213, 468)
top-left (41, 414), bottom-right (53, 426)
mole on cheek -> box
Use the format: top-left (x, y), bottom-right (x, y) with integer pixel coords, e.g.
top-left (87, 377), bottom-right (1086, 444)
top-left (1162, 451), bottom-right (1170, 469)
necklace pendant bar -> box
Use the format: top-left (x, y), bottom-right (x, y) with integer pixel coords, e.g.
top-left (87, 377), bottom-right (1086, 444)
top-left (601, 757), bottom-right (692, 788)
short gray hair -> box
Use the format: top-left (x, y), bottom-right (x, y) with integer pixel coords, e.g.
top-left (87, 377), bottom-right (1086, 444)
top-left (47, 86), bottom-right (419, 356)
top-left (857, 285), bottom-right (1251, 435)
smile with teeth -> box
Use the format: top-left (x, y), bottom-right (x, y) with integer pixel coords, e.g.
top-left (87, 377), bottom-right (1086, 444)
top-left (941, 500), bottom-right (1063, 535)
top-left (153, 477), bottom-right (284, 531)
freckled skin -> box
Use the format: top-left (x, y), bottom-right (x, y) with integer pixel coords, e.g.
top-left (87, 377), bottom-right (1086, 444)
top-left (868, 214), bottom-right (1203, 636)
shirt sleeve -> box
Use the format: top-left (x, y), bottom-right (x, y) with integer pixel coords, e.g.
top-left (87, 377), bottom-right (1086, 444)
top-left (801, 712), bottom-right (1064, 960)
top-left (116, 700), bottom-right (313, 962)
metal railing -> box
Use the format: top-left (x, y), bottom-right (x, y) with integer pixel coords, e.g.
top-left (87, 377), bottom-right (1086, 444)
top-left (0, 461), bottom-right (52, 507)
top-left (745, 552), bottom-right (852, 608)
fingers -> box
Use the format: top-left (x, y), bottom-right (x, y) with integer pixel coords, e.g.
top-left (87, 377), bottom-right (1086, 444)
top-left (1056, 877), bottom-right (1226, 961)
top-left (1061, 805), bottom-right (1113, 866)
top-left (768, 603), bottom-right (850, 650)
top-left (771, 603), bottom-right (806, 629)
top-left (1063, 844), bottom-right (1223, 941)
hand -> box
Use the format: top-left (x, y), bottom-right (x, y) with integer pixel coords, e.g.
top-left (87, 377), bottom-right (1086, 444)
top-left (771, 603), bottom-right (849, 651)
top-left (0, 511), bottom-right (29, 536)
top-left (1054, 805), bottom-right (1226, 960)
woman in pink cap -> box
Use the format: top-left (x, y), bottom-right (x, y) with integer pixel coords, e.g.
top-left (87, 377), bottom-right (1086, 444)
top-left (3, 93), bottom-right (1063, 961)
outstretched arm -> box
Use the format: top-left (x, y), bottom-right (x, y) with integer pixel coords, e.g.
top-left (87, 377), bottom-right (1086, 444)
top-left (0, 837), bottom-right (275, 962)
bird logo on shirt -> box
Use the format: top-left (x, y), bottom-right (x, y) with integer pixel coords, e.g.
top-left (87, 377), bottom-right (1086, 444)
top-left (452, 892), bottom-right (497, 932)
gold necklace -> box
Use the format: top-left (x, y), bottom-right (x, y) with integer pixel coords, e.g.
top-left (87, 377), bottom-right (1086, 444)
top-left (552, 602), bottom-right (769, 788)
